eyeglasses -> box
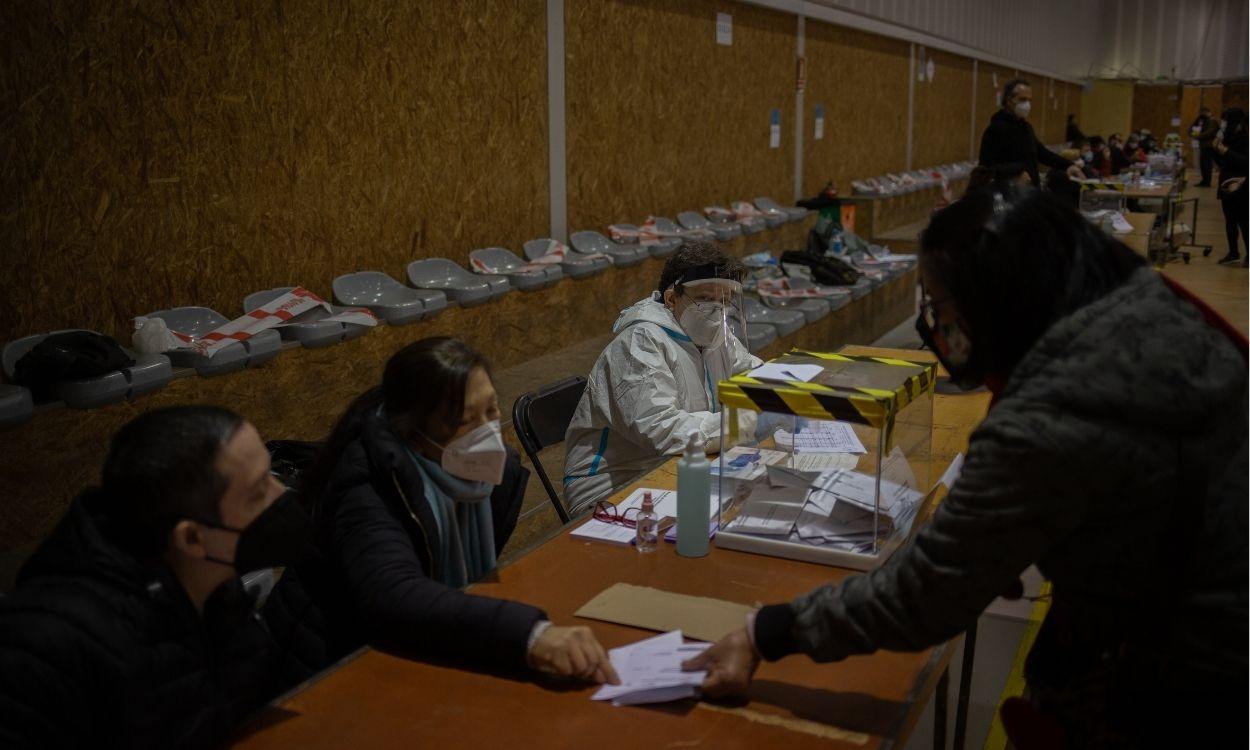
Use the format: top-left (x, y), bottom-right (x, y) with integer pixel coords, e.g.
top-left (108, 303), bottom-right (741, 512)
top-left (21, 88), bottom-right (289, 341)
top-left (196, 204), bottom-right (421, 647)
top-left (592, 501), bottom-right (640, 528)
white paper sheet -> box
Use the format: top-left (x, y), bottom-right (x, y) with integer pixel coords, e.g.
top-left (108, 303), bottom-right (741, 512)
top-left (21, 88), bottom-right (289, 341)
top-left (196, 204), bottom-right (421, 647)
top-left (939, 452), bottom-right (965, 489)
top-left (592, 630), bottom-right (710, 706)
top-left (747, 363), bottom-right (824, 382)
top-left (774, 421), bottom-right (867, 454)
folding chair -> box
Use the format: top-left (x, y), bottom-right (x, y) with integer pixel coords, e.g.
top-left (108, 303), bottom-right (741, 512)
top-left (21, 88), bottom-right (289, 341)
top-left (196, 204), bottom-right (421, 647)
top-left (511, 376), bottom-right (586, 524)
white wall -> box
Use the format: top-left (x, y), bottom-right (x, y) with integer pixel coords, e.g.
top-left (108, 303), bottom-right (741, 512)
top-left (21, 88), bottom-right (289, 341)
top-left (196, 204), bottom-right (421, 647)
top-left (1095, 0), bottom-right (1249, 81)
top-left (800, 0), bottom-right (1248, 81)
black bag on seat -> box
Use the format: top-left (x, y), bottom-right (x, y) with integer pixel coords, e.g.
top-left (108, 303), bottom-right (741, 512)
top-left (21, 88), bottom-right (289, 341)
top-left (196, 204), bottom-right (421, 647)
top-left (779, 249), bottom-right (862, 286)
top-left (12, 331), bottom-right (135, 399)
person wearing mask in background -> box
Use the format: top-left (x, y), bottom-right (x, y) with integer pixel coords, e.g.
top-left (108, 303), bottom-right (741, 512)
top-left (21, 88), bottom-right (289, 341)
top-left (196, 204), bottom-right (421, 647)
top-left (1083, 136), bottom-right (1112, 178)
top-left (1065, 113), bottom-right (1084, 144)
top-left (1213, 108), bottom-right (1248, 267)
top-left (0, 406), bottom-right (328, 749)
top-left (685, 185), bottom-right (1247, 749)
top-left (1108, 133), bottom-right (1130, 175)
top-left (978, 78), bottom-right (1084, 187)
top-left (1122, 133), bottom-right (1148, 166)
top-left (301, 337), bottom-right (619, 684)
top-left (563, 241), bottom-right (759, 515)
top-left (1191, 106), bottom-right (1220, 187)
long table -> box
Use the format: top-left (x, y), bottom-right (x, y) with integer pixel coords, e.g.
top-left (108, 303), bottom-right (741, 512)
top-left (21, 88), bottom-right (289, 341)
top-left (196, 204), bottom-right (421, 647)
top-left (233, 347), bottom-right (991, 750)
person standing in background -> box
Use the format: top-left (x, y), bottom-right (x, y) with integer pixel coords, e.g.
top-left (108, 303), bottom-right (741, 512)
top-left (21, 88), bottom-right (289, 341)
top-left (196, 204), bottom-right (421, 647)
top-left (1191, 107), bottom-right (1220, 187)
top-left (1213, 108), bottom-right (1248, 267)
top-left (978, 78), bottom-right (1084, 187)
top-left (1065, 114), bottom-right (1084, 144)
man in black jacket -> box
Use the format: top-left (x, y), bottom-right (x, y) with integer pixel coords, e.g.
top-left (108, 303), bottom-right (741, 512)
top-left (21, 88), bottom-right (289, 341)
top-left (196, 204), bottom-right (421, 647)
top-left (0, 406), bottom-right (329, 749)
top-left (978, 78), bottom-right (1083, 187)
top-left (1191, 106), bottom-right (1220, 186)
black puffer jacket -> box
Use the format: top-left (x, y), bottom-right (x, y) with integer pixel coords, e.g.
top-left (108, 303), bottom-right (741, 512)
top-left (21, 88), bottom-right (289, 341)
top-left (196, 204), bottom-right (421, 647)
top-left (312, 412), bottom-right (544, 670)
top-left (0, 491), bottom-right (329, 749)
top-left (978, 109), bottom-right (1073, 186)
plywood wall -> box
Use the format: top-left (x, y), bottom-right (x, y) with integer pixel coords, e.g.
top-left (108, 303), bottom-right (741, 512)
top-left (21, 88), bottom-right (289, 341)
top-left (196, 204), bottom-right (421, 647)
top-left (1081, 79), bottom-right (1135, 142)
top-left (911, 47), bottom-right (975, 168)
top-left (564, 0), bottom-right (796, 231)
top-left (0, 0), bottom-right (550, 344)
top-left (802, 19), bottom-right (910, 197)
top-left (1131, 84), bottom-right (1184, 143)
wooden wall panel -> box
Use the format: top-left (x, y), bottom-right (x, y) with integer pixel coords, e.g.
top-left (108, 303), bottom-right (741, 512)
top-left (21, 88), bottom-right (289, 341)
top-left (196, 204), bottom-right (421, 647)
top-left (912, 48), bottom-right (975, 168)
top-left (0, 0), bottom-right (549, 344)
top-left (801, 19), bottom-right (910, 197)
top-left (1132, 83), bottom-right (1183, 143)
top-left (1222, 83), bottom-right (1249, 111)
top-left (565, 0), bottom-right (796, 231)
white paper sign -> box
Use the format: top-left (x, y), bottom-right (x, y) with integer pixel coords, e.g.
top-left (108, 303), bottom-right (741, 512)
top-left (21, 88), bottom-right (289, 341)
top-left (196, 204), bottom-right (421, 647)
top-left (926, 59), bottom-right (936, 82)
top-left (1170, 116), bottom-right (1181, 126)
top-left (716, 12), bottom-right (732, 45)
top-left (769, 108), bottom-right (781, 149)
top-left (814, 104), bottom-right (825, 140)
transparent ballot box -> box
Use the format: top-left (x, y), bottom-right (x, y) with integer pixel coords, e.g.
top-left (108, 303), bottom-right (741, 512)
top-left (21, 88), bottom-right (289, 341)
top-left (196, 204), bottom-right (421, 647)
top-left (715, 351), bottom-right (936, 571)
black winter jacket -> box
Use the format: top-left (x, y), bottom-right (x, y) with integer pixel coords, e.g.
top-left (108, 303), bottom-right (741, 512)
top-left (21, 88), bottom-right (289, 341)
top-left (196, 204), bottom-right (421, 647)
top-left (0, 492), bottom-right (329, 749)
top-left (312, 412), bottom-right (544, 670)
top-left (978, 109), bottom-right (1072, 186)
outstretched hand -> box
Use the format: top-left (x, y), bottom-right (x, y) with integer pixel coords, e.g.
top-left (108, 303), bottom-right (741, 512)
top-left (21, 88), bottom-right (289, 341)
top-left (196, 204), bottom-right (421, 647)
top-left (681, 627), bottom-right (760, 698)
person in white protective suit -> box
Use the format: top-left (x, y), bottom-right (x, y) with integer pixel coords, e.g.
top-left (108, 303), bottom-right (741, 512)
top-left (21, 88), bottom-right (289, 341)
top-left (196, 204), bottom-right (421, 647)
top-left (563, 241), bottom-right (761, 515)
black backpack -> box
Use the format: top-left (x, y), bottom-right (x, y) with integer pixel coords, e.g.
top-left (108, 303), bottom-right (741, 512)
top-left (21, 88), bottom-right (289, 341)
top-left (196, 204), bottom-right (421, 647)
top-left (779, 249), bottom-right (862, 286)
top-left (12, 331), bottom-right (135, 399)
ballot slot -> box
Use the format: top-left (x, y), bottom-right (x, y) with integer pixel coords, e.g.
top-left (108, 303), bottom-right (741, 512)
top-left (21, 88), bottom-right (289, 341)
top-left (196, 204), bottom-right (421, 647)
top-left (715, 350), bottom-right (935, 572)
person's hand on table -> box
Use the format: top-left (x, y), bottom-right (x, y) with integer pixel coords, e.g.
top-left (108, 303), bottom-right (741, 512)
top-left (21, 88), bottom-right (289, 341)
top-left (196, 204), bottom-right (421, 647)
top-left (527, 625), bottom-right (620, 684)
top-left (1065, 164), bottom-right (1085, 180)
top-left (681, 626), bottom-right (760, 698)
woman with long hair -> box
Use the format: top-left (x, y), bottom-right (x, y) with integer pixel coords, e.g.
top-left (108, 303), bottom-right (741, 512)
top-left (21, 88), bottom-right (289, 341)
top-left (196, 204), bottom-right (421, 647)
top-left (302, 336), bottom-right (617, 683)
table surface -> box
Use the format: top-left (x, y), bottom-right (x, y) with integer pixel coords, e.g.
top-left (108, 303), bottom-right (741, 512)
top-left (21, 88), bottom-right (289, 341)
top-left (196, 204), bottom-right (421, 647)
top-left (232, 347), bottom-right (991, 750)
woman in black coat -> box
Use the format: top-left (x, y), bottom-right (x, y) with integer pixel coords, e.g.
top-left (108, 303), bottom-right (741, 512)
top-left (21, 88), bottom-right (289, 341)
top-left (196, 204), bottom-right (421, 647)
top-left (302, 337), bottom-right (617, 682)
top-left (1214, 108), bottom-right (1248, 267)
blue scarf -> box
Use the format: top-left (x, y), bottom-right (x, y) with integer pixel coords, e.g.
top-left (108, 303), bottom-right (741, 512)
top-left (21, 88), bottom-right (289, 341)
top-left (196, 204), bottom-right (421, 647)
top-left (404, 447), bottom-right (498, 588)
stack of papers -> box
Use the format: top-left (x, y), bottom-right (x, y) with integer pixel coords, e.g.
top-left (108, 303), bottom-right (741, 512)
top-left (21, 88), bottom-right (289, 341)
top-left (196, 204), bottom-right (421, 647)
top-left (747, 362), bottom-right (823, 382)
top-left (591, 630), bottom-right (710, 706)
top-left (571, 488), bottom-right (719, 546)
top-left (712, 446), bottom-right (857, 480)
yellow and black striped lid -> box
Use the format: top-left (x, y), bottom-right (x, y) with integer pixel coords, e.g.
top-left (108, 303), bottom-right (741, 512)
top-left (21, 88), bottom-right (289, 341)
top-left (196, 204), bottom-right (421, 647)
top-left (718, 350), bottom-right (936, 428)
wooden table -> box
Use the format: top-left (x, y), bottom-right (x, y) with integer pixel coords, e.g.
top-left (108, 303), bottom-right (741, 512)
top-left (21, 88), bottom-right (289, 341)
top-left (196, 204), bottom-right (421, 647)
top-left (233, 347), bottom-right (991, 750)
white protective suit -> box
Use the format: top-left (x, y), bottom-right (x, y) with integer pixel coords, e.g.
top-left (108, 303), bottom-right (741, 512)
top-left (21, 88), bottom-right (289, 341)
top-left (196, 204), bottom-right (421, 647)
top-left (563, 293), bottom-right (761, 515)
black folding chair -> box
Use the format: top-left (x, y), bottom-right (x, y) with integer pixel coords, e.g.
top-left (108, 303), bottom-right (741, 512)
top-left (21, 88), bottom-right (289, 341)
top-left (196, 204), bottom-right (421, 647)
top-left (512, 376), bottom-right (586, 524)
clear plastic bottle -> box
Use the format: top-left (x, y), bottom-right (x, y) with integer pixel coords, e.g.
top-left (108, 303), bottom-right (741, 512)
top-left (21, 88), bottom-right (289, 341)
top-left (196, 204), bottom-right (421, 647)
top-left (635, 491), bottom-right (658, 553)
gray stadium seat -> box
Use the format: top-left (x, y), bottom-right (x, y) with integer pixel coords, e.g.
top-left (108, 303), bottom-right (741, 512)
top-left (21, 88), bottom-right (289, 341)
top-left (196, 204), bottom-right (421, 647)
top-left (243, 287), bottom-right (372, 349)
top-left (332, 271), bottom-right (447, 325)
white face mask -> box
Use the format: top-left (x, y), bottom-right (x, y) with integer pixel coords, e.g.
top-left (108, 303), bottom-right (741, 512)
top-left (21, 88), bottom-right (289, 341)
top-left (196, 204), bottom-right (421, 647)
top-left (1013, 100), bottom-right (1031, 118)
top-left (1081, 150), bottom-right (1094, 162)
top-left (430, 419), bottom-right (508, 485)
top-left (679, 301), bottom-right (726, 349)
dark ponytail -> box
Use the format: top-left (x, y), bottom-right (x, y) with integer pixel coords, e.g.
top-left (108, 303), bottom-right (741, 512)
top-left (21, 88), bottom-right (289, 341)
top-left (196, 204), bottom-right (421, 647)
top-left (302, 337), bottom-right (491, 522)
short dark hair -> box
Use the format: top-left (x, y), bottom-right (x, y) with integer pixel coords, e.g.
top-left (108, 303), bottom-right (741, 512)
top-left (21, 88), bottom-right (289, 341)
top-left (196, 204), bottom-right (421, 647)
top-left (101, 406), bottom-right (244, 560)
top-left (656, 240), bottom-right (745, 294)
top-left (1088, 135), bottom-right (1106, 149)
top-left (919, 185), bottom-right (1145, 378)
top-left (1001, 77), bottom-right (1030, 107)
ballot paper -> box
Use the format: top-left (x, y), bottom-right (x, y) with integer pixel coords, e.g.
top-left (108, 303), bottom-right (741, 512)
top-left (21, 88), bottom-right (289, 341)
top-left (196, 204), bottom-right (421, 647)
top-left (939, 452), bottom-right (965, 489)
top-left (774, 420), bottom-right (867, 454)
top-left (812, 469), bottom-right (922, 517)
top-left (592, 630), bottom-right (711, 706)
top-left (747, 362), bottom-right (824, 382)
top-left (571, 488), bottom-right (719, 546)
top-left (710, 446), bottom-right (790, 481)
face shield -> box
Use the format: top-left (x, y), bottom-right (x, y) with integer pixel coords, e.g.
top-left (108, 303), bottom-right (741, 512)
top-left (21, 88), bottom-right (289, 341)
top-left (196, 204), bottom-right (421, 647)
top-left (669, 268), bottom-right (747, 382)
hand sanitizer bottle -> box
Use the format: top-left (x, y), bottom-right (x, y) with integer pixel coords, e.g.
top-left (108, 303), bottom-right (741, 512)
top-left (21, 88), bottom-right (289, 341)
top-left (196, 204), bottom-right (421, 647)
top-left (677, 431), bottom-right (711, 557)
top-left (635, 491), bottom-right (658, 553)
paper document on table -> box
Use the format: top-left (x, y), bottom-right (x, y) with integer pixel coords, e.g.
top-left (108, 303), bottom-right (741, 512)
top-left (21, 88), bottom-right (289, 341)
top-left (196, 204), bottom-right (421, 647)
top-left (591, 630), bottom-right (710, 706)
top-left (570, 488), bottom-right (688, 546)
top-left (575, 583), bottom-right (755, 642)
top-left (711, 446), bottom-right (790, 481)
top-left (775, 420), bottom-right (866, 454)
top-left (939, 453), bottom-right (965, 489)
top-left (747, 362), bottom-right (824, 382)
top-left (725, 500), bottom-right (803, 535)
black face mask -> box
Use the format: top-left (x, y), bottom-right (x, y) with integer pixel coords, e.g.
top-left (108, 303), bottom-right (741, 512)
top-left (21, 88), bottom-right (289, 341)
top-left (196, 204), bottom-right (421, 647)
top-left (200, 490), bottom-right (313, 574)
top-left (915, 314), bottom-right (984, 390)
